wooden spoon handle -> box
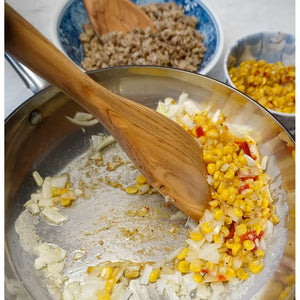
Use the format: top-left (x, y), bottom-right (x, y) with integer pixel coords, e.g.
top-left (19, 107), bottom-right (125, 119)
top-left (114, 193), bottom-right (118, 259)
top-left (5, 4), bottom-right (109, 119)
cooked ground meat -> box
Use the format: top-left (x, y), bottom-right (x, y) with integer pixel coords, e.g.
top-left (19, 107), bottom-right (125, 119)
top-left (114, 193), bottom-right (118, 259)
top-left (79, 2), bottom-right (206, 72)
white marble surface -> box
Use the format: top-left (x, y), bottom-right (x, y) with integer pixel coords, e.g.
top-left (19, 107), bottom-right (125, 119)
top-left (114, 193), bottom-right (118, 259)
top-left (5, 0), bottom-right (295, 117)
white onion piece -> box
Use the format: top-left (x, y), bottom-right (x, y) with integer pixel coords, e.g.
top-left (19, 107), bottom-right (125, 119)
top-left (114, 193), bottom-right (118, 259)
top-left (139, 264), bottom-right (153, 285)
top-left (42, 207), bottom-right (69, 225)
top-left (32, 171), bottom-right (43, 186)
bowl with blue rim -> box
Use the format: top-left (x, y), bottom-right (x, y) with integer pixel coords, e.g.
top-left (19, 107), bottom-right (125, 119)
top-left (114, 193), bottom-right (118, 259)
top-left (51, 0), bottom-right (224, 75)
top-left (223, 32), bottom-right (295, 134)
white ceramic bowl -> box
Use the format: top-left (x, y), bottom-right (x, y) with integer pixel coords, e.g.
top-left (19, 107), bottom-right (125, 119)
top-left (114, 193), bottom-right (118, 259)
top-left (223, 32), bottom-right (295, 133)
top-left (51, 0), bottom-right (224, 75)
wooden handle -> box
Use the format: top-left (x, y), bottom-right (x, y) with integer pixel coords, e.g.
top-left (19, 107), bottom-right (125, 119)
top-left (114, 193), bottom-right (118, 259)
top-left (5, 3), bottom-right (210, 221)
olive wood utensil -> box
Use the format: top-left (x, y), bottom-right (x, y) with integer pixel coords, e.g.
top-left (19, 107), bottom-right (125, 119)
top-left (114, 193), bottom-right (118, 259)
top-left (5, 3), bottom-right (210, 221)
top-left (82, 0), bottom-right (155, 38)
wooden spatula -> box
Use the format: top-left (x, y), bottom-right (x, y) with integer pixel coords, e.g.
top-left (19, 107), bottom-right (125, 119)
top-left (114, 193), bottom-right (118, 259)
top-left (82, 0), bottom-right (155, 38)
top-left (5, 3), bottom-right (210, 221)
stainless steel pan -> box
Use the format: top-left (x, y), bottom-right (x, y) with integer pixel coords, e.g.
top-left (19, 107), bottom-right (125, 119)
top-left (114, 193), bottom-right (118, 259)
top-left (5, 66), bottom-right (295, 299)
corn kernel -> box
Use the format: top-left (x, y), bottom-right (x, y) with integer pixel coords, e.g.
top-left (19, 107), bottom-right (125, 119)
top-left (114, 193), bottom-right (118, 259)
top-left (220, 189), bottom-right (230, 201)
top-left (87, 266), bottom-right (94, 274)
top-left (214, 209), bottom-right (224, 220)
top-left (221, 226), bottom-right (230, 237)
top-left (233, 208), bottom-right (243, 218)
top-left (209, 199), bottom-right (219, 207)
top-left (207, 129), bottom-right (218, 139)
top-left (178, 260), bottom-right (190, 273)
top-left (214, 170), bottom-right (221, 182)
top-left (213, 148), bottom-right (223, 158)
top-left (213, 234), bottom-right (220, 243)
top-left (201, 222), bottom-right (213, 234)
top-left (243, 240), bottom-right (255, 251)
top-left (254, 249), bottom-right (265, 258)
top-left (189, 259), bottom-right (202, 273)
top-left (105, 278), bottom-right (116, 293)
top-left (235, 224), bottom-right (247, 236)
top-left (231, 243), bottom-right (242, 256)
top-left (101, 266), bottom-right (113, 279)
top-left (261, 208), bottom-right (270, 218)
top-left (238, 155), bottom-right (248, 165)
top-left (203, 152), bottom-right (215, 163)
top-left (225, 267), bottom-right (235, 279)
top-left (217, 182), bottom-right (226, 194)
top-left (52, 187), bottom-right (61, 196)
top-left (236, 268), bottom-right (249, 280)
top-left (254, 224), bottom-right (262, 235)
top-left (125, 269), bottom-right (140, 279)
top-left (60, 197), bottom-right (71, 207)
top-left (224, 168), bottom-right (235, 180)
top-left (125, 186), bottom-right (138, 194)
top-left (149, 269), bottom-right (160, 283)
top-left (216, 160), bottom-right (224, 170)
top-left (177, 247), bottom-right (189, 260)
top-left (192, 273), bottom-right (203, 283)
top-left (136, 174), bottom-right (147, 184)
top-left (207, 163), bottom-right (216, 175)
top-left (227, 194), bottom-right (236, 205)
top-left (223, 145), bottom-right (234, 155)
top-left (262, 197), bottom-right (269, 208)
top-left (190, 231), bottom-right (203, 241)
top-left (249, 259), bottom-right (264, 274)
top-left (270, 214), bottom-right (279, 224)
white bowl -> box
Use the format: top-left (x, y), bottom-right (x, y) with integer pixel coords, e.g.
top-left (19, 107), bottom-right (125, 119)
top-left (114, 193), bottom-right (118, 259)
top-left (223, 32), bottom-right (295, 133)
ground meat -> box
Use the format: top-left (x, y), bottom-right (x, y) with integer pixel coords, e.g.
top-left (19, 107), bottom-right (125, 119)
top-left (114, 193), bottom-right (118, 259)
top-left (79, 2), bottom-right (206, 72)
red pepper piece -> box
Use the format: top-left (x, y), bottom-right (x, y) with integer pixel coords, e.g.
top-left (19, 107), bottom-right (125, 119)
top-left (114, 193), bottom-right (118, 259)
top-left (201, 269), bottom-right (209, 274)
top-left (240, 176), bottom-right (258, 181)
top-left (218, 275), bottom-right (227, 281)
top-left (240, 230), bottom-right (264, 251)
top-left (238, 184), bottom-right (249, 194)
top-left (225, 221), bottom-right (236, 241)
top-left (195, 126), bottom-right (205, 138)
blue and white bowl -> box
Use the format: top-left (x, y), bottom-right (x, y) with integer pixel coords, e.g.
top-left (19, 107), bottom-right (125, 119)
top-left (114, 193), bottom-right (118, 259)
top-left (51, 0), bottom-right (223, 75)
top-left (223, 32), bottom-right (295, 133)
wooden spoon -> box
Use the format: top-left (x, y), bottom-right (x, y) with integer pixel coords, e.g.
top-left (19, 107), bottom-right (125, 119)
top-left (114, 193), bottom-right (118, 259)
top-left (82, 0), bottom-right (155, 38)
top-left (5, 3), bottom-right (210, 221)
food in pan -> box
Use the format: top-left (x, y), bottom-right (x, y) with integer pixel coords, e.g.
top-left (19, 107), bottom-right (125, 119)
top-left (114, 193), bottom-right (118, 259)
top-left (17, 93), bottom-right (286, 300)
top-left (228, 59), bottom-right (295, 113)
top-left (79, 2), bottom-right (206, 72)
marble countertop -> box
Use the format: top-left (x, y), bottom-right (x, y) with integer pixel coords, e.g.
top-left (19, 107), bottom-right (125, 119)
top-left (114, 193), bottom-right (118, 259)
top-left (5, 0), bottom-right (295, 117)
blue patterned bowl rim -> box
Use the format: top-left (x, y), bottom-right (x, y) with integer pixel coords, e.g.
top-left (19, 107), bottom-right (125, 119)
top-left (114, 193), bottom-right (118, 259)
top-left (51, 0), bottom-right (224, 75)
top-left (223, 31), bottom-right (295, 117)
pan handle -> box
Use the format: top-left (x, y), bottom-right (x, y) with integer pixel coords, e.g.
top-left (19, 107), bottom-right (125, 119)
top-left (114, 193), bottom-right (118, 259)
top-left (5, 52), bottom-right (50, 94)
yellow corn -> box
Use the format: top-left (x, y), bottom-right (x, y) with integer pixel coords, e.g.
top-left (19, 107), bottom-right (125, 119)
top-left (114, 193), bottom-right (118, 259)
top-left (101, 266), bottom-right (113, 280)
top-left (220, 226), bottom-right (230, 237)
top-left (105, 278), bottom-right (116, 293)
top-left (223, 145), bottom-right (234, 155)
top-left (189, 259), bottom-right (202, 273)
top-left (190, 231), bottom-right (203, 241)
top-left (207, 163), bottom-right (216, 175)
top-left (214, 209), bottom-right (224, 220)
top-left (261, 208), bottom-right (270, 218)
top-left (236, 268), bottom-right (249, 280)
top-left (125, 186), bottom-right (138, 194)
top-left (177, 260), bottom-right (190, 273)
top-left (52, 187), bottom-right (61, 196)
top-left (203, 152), bottom-right (215, 163)
top-left (249, 259), bottom-right (264, 274)
top-left (136, 174), bottom-right (147, 184)
top-left (125, 269), bottom-right (140, 279)
top-left (208, 200), bottom-right (219, 207)
top-left (254, 249), bottom-right (265, 259)
top-left (205, 261), bottom-right (215, 272)
top-left (235, 224), bottom-right (247, 236)
top-left (60, 197), bottom-right (71, 207)
top-left (231, 243), bottom-right (242, 256)
top-left (177, 247), bottom-right (189, 260)
top-left (270, 214), bottom-right (279, 224)
top-left (220, 189), bottom-right (230, 201)
top-left (243, 240), bottom-right (255, 251)
top-left (224, 168), bottom-right (235, 180)
top-left (87, 266), bottom-right (94, 274)
top-left (225, 267), bottom-right (235, 279)
top-left (149, 269), bottom-right (160, 283)
top-left (233, 207), bottom-right (243, 218)
top-left (201, 222), bottom-right (213, 234)
top-left (192, 273), bottom-right (203, 283)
